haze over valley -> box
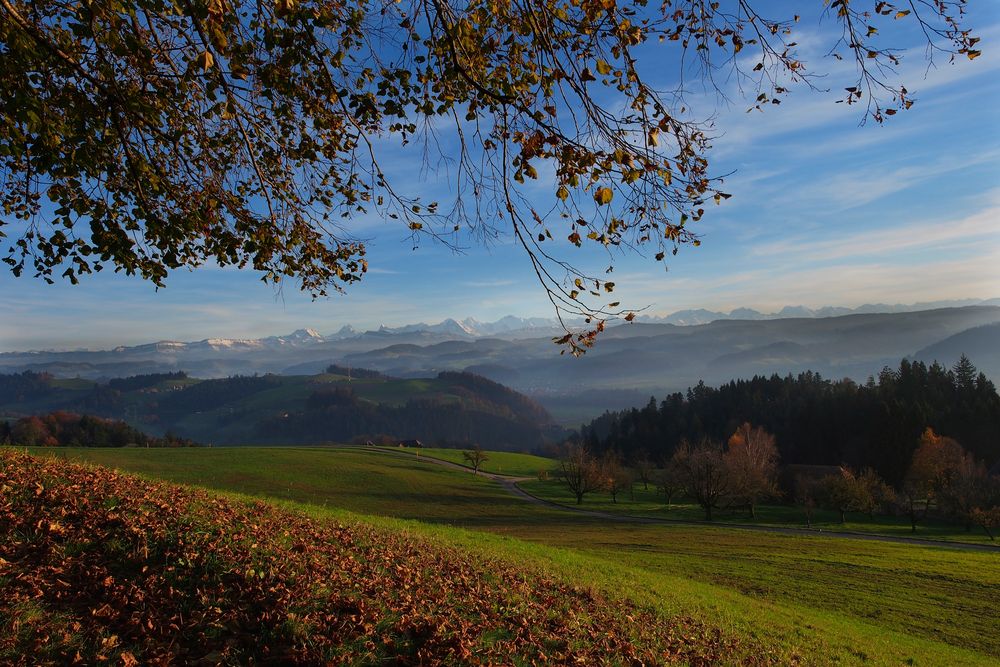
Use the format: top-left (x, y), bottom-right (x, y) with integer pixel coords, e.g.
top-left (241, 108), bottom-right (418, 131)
top-left (5, 302), bottom-right (998, 425)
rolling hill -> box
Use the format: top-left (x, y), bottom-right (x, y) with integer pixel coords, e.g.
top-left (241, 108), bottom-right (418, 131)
top-left (0, 370), bottom-right (559, 449)
top-left (7, 447), bottom-right (999, 665)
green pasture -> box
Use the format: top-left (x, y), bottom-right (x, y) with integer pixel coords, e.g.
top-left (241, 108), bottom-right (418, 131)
top-left (23, 446), bottom-right (566, 527)
top-left (18, 445), bottom-right (1000, 665)
top-left (518, 477), bottom-right (999, 545)
top-left (406, 446), bottom-right (557, 477)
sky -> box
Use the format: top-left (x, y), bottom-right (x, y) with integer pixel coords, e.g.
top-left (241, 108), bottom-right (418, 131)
top-left (2, 4), bottom-right (999, 351)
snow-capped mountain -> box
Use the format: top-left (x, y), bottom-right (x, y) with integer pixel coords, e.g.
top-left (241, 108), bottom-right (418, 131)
top-left (374, 318), bottom-right (477, 337)
top-left (460, 315), bottom-right (560, 335)
top-left (634, 299), bottom-right (1000, 326)
top-left (2, 306), bottom-right (998, 390)
top-left (366, 316), bottom-right (579, 338)
top-left (107, 329), bottom-right (327, 356)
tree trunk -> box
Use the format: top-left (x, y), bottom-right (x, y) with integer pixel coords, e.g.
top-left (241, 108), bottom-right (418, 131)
top-left (749, 503), bottom-right (757, 520)
top-left (704, 504), bottom-right (713, 521)
top-left (839, 509), bottom-right (846, 524)
top-left (576, 492), bottom-right (583, 505)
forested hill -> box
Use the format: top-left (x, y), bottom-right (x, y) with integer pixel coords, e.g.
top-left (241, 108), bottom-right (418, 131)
top-left (0, 370), bottom-right (556, 450)
top-left (0, 412), bottom-right (197, 448)
top-left (581, 357), bottom-right (1000, 485)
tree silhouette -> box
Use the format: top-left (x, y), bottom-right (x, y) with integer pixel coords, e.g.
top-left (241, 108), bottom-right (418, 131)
top-left (462, 444), bottom-right (489, 475)
top-left (0, 0), bottom-right (981, 350)
top-left (558, 443), bottom-right (603, 505)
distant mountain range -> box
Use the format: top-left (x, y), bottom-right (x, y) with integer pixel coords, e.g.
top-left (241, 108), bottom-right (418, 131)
top-left (3, 303), bottom-right (999, 425)
top-left (635, 298), bottom-right (1000, 326)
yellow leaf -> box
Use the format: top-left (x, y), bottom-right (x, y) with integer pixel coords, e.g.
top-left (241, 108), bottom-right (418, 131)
top-left (594, 187), bottom-right (613, 205)
top-left (596, 59), bottom-right (612, 75)
top-left (556, 185), bottom-right (569, 201)
top-left (196, 50), bottom-right (214, 72)
top-left (648, 128), bottom-right (659, 147)
top-left (968, 50), bottom-right (982, 60)
top-left (895, 10), bottom-right (910, 19)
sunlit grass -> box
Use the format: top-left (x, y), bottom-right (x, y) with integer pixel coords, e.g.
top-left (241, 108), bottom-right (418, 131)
top-left (20, 446), bottom-right (1000, 664)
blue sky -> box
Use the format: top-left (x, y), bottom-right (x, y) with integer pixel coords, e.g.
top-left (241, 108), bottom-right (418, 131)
top-left (2, 5), bottom-right (999, 351)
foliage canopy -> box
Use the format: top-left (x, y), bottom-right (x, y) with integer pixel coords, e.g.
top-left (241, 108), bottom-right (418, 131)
top-left (0, 0), bottom-right (980, 349)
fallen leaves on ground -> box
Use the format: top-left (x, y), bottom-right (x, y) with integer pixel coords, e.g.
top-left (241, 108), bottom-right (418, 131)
top-left (0, 451), bottom-right (769, 665)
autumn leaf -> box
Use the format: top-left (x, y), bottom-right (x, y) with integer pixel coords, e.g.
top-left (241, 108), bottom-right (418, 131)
top-left (594, 187), bottom-right (613, 205)
top-left (195, 50), bottom-right (214, 72)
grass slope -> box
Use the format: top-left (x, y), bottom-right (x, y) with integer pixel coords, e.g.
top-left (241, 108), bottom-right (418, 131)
top-left (15, 447), bottom-right (1000, 664)
top-left (18, 447), bottom-right (559, 527)
top-left (1, 450), bottom-right (752, 665)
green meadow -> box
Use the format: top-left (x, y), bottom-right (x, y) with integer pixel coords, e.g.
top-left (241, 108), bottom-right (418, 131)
top-left (518, 476), bottom-right (1000, 545)
top-left (400, 446), bottom-right (557, 477)
top-left (22, 446), bottom-right (1000, 665)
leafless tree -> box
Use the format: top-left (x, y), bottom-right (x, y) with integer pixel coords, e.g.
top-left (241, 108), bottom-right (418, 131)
top-left (601, 451), bottom-right (632, 504)
top-left (793, 474), bottom-right (820, 528)
top-left (558, 443), bottom-right (603, 505)
top-left (673, 439), bottom-right (731, 521)
top-left (462, 444), bottom-right (489, 475)
top-left (633, 450), bottom-right (655, 491)
top-left (725, 422), bottom-right (780, 519)
top-left (656, 458), bottom-right (686, 510)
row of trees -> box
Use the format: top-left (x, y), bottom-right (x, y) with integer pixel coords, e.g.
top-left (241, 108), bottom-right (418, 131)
top-left (581, 357), bottom-right (1000, 485)
top-left (0, 412), bottom-right (198, 448)
top-left (559, 424), bottom-right (1000, 538)
top-left (562, 424), bottom-right (787, 516)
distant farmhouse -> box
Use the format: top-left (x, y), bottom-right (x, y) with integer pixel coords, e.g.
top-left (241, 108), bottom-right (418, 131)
top-left (398, 439), bottom-right (423, 448)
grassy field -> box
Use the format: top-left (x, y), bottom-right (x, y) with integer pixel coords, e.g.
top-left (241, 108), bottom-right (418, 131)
top-left (18, 446), bottom-right (1000, 664)
top-left (23, 447), bottom-right (563, 527)
top-left (403, 446), bottom-right (557, 477)
top-left (519, 476), bottom-right (1000, 545)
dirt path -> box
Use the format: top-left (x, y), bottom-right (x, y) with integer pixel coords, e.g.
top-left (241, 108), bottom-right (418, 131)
top-left (362, 446), bottom-right (999, 553)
